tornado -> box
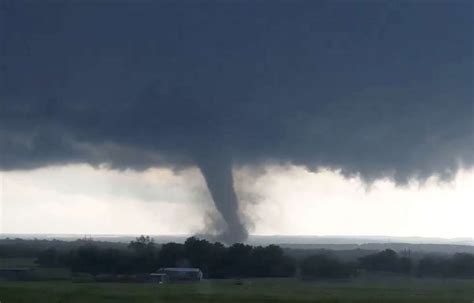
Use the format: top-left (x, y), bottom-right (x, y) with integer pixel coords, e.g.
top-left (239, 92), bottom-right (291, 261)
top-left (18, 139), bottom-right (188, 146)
top-left (195, 151), bottom-right (248, 244)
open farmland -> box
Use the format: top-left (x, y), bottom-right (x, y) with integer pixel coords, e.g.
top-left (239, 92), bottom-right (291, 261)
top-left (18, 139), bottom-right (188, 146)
top-left (1, 278), bottom-right (473, 303)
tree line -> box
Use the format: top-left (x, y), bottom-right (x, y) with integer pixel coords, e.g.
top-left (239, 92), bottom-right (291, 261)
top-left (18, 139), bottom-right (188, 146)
top-left (4, 236), bottom-right (474, 279)
top-left (36, 236), bottom-right (296, 278)
top-left (301, 249), bottom-right (474, 279)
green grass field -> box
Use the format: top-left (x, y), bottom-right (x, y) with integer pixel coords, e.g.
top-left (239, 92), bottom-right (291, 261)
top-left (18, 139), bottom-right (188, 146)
top-left (1, 278), bottom-right (473, 303)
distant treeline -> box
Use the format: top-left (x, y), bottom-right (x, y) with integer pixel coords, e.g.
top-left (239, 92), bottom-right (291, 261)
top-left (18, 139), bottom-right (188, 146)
top-left (1, 237), bottom-right (474, 279)
top-left (0, 238), bottom-right (126, 258)
top-left (35, 236), bottom-right (295, 278)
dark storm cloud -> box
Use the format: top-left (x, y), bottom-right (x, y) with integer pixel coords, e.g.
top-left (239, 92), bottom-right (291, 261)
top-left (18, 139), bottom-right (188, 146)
top-left (1, 0), bottom-right (473, 241)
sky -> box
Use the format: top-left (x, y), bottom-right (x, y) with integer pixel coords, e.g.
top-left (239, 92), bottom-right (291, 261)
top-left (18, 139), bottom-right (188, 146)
top-left (1, 164), bottom-right (474, 238)
top-left (0, 0), bottom-right (473, 241)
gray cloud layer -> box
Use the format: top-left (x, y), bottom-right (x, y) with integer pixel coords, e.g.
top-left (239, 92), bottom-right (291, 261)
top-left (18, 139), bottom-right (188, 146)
top-left (1, 1), bottom-right (473, 241)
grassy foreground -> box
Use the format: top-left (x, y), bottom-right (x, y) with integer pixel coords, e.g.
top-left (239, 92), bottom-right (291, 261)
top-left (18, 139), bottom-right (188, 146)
top-left (0, 278), bottom-right (473, 303)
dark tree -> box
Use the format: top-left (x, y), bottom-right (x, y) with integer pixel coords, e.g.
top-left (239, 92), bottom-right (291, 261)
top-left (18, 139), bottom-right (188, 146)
top-left (250, 245), bottom-right (296, 277)
top-left (417, 256), bottom-right (449, 278)
top-left (223, 243), bottom-right (253, 277)
top-left (184, 237), bottom-right (226, 278)
top-left (36, 248), bottom-right (59, 267)
top-left (359, 249), bottom-right (412, 274)
top-left (449, 253), bottom-right (474, 278)
top-left (128, 236), bottom-right (159, 272)
top-left (158, 242), bottom-right (186, 268)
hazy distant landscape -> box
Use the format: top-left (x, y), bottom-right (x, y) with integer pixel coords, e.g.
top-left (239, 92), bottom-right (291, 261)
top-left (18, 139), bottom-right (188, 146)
top-left (3, 234), bottom-right (473, 252)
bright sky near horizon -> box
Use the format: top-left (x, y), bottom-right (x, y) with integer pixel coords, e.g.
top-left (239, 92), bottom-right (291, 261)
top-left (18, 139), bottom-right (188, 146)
top-left (1, 164), bottom-right (473, 238)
